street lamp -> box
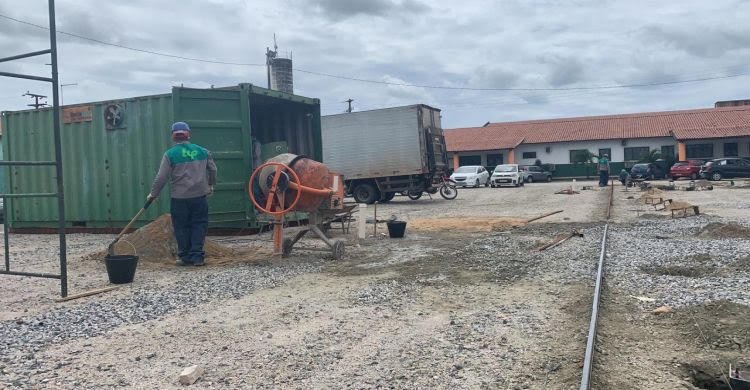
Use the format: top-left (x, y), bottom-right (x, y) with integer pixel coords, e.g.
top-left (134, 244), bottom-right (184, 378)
top-left (60, 83), bottom-right (77, 106)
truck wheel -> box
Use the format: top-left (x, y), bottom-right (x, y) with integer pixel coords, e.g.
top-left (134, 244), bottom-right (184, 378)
top-left (527, 176), bottom-right (533, 183)
top-left (711, 172), bottom-right (722, 181)
top-left (546, 175), bottom-right (552, 182)
top-left (690, 173), bottom-right (698, 180)
top-left (353, 183), bottom-right (380, 204)
top-left (380, 192), bottom-right (395, 203)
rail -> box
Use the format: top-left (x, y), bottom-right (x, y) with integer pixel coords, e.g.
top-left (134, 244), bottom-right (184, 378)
top-left (579, 179), bottom-right (615, 389)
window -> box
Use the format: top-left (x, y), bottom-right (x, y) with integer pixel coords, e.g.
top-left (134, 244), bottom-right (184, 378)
top-left (661, 145), bottom-right (675, 159)
top-left (486, 153), bottom-right (503, 166)
top-left (569, 149), bottom-right (589, 163)
top-left (623, 147), bottom-right (650, 161)
top-left (522, 151), bottom-right (537, 159)
top-left (598, 148), bottom-right (611, 159)
top-left (686, 144), bottom-right (714, 159)
top-left (724, 142), bottom-right (738, 157)
top-left (459, 155), bottom-right (481, 166)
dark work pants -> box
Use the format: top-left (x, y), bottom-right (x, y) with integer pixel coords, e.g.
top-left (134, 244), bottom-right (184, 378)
top-left (170, 196), bottom-right (209, 263)
top-left (599, 170), bottom-right (609, 187)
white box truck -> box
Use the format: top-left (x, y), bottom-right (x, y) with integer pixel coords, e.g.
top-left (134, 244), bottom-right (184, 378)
top-left (322, 105), bottom-right (449, 203)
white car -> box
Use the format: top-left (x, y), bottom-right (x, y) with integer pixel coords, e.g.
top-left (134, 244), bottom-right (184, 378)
top-left (490, 164), bottom-right (525, 187)
top-left (450, 165), bottom-right (490, 188)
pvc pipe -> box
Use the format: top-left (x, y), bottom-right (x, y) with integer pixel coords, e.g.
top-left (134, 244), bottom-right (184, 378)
top-left (358, 204), bottom-right (367, 240)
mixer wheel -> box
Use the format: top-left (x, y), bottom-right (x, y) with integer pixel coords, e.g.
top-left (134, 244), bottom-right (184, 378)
top-left (282, 238), bottom-right (294, 258)
top-left (331, 240), bottom-right (345, 260)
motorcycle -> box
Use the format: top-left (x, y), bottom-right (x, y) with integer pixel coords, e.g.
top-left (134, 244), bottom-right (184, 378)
top-left (406, 173), bottom-right (458, 200)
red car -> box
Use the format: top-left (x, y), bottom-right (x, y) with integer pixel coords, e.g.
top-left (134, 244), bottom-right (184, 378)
top-left (669, 160), bottom-right (703, 180)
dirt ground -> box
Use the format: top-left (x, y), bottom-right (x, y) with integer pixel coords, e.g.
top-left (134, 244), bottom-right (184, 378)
top-left (1, 179), bottom-right (749, 389)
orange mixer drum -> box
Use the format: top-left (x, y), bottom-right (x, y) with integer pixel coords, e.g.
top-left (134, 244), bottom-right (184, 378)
top-left (258, 153), bottom-right (335, 212)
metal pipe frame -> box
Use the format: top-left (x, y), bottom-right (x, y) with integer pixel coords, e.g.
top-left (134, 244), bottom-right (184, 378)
top-left (0, 0), bottom-right (68, 297)
top-left (579, 224), bottom-right (609, 390)
top-left (0, 270), bottom-right (62, 279)
top-left (0, 49), bottom-right (52, 63)
top-left (0, 71), bottom-right (53, 83)
top-left (0, 161), bottom-right (57, 166)
top-left (0, 193), bottom-right (58, 198)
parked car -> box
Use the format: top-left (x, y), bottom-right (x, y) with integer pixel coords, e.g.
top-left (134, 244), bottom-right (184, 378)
top-left (521, 165), bottom-right (552, 183)
top-left (490, 164), bottom-right (524, 187)
top-left (700, 158), bottom-right (750, 180)
top-left (629, 163), bottom-right (666, 181)
top-left (450, 165), bottom-right (490, 188)
top-left (669, 160), bottom-right (704, 180)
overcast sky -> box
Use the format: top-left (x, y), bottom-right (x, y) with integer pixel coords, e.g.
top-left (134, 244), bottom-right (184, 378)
top-left (1, 0), bottom-right (749, 128)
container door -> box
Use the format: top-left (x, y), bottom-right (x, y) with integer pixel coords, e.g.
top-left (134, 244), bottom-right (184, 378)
top-left (172, 86), bottom-right (253, 227)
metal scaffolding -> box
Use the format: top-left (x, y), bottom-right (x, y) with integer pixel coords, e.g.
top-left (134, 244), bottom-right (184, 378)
top-left (0, 0), bottom-right (68, 297)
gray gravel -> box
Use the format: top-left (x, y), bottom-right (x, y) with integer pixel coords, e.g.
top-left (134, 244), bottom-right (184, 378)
top-left (606, 216), bottom-right (750, 308)
top-left (0, 259), bottom-right (322, 387)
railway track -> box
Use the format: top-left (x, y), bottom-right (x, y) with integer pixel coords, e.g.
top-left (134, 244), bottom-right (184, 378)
top-left (579, 183), bottom-right (614, 390)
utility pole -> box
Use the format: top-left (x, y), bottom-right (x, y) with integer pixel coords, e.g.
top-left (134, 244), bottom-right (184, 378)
top-left (345, 98), bottom-right (354, 113)
top-left (60, 83), bottom-right (77, 106)
top-left (23, 91), bottom-right (48, 109)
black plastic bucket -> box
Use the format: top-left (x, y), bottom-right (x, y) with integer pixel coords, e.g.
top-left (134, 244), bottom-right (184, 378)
top-left (104, 255), bottom-right (139, 284)
top-left (386, 221), bottom-right (407, 238)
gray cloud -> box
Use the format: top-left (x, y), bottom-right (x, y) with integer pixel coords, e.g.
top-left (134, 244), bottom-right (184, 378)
top-left (642, 24), bottom-right (750, 58)
top-left (306, 0), bottom-right (427, 19)
top-left (1, 0), bottom-right (749, 129)
top-left (545, 57), bottom-right (585, 87)
top-left (470, 66), bottom-right (519, 88)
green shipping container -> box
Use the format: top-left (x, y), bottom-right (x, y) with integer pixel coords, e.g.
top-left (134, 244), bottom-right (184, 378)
top-left (1, 83), bottom-right (322, 230)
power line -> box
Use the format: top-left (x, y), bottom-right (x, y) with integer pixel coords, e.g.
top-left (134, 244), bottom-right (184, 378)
top-left (0, 13), bottom-right (265, 67)
top-left (2, 12), bottom-right (749, 92)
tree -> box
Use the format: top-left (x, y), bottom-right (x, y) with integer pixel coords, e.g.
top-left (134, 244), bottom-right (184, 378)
top-left (639, 150), bottom-right (662, 163)
top-left (573, 150), bottom-right (597, 179)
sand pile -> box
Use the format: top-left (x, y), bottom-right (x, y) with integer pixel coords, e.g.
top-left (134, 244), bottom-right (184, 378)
top-left (697, 222), bottom-right (750, 239)
top-left (109, 214), bottom-right (235, 263)
top-left (409, 217), bottom-right (527, 232)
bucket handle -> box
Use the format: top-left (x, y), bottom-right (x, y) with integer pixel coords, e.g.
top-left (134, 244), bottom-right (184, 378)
top-left (113, 239), bottom-right (138, 256)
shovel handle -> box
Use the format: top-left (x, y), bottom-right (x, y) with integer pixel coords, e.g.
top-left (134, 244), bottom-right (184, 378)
top-left (107, 196), bottom-right (156, 255)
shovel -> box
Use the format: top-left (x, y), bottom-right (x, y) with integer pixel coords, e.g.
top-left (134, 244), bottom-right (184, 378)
top-left (107, 197), bottom-right (155, 255)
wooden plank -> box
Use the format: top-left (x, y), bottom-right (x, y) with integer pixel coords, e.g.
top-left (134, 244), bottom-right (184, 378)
top-left (55, 286), bottom-right (118, 303)
top-left (525, 210), bottom-right (563, 223)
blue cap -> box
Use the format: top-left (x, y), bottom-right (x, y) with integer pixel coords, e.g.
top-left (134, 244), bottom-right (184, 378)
top-left (171, 121), bottom-right (190, 133)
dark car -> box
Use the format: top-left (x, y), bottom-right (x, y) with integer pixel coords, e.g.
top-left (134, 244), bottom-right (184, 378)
top-left (669, 160), bottom-right (704, 180)
top-left (629, 163), bottom-right (666, 181)
top-left (700, 158), bottom-right (750, 181)
top-left (521, 166), bottom-right (552, 183)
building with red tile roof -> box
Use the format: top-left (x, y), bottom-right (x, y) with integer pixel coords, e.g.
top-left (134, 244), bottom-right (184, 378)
top-left (445, 105), bottom-right (750, 170)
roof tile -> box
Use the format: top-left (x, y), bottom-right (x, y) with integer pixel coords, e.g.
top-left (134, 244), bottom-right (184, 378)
top-left (445, 106), bottom-right (750, 151)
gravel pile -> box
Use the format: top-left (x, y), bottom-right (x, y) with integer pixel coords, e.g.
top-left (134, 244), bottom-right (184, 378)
top-left (0, 259), bottom-right (323, 387)
top-left (606, 216), bottom-right (750, 308)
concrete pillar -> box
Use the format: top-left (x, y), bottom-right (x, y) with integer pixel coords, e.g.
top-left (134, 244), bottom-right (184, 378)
top-left (507, 149), bottom-right (515, 164)
top-left (452, 154), bottom-right (459, 170)
top-left (677, 141), bottom-right (686, 161)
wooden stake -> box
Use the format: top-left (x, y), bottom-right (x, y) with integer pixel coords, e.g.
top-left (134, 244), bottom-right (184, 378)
top-left (55, 286), bottom-right (118, 303)
top-left (525, 209), bottom-right (563, 223)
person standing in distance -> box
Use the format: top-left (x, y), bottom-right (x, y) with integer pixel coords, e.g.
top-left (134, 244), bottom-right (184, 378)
top-left (598, 153), bottom-right (611, 187)
top-left (148, 122), bottom-right (218, 266)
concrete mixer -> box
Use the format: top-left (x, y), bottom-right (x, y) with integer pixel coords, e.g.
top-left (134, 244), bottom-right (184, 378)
top-left (249, 153), bottom-right (346, 259)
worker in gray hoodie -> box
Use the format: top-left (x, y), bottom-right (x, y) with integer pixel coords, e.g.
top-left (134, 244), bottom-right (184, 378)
top-left (148, 122), bottom-right (217, 266)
